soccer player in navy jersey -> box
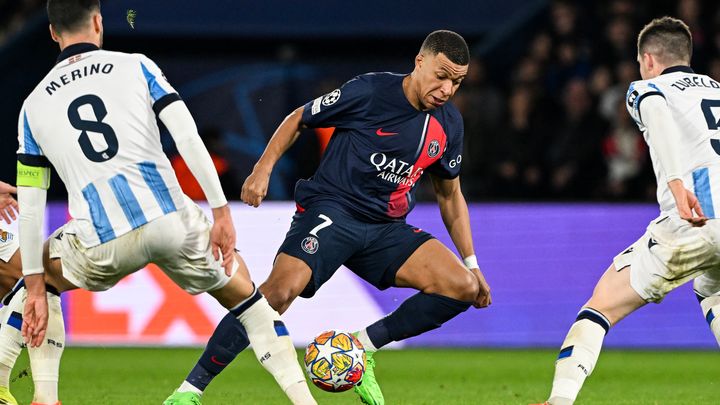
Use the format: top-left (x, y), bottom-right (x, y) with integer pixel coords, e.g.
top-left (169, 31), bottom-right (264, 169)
top-left (166, 30), bottom-right (491, 405)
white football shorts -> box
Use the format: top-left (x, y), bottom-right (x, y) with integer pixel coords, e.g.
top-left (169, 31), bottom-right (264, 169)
top-left (613, 215), bottom-right (720, 302)
top-left (49, 200), bottom-right (234, 294)
top-left (0, 229), bottom-right (18, 263)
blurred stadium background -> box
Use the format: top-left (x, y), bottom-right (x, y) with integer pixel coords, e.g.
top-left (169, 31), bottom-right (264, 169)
top-left (2, 0), bottom-right (720, 403)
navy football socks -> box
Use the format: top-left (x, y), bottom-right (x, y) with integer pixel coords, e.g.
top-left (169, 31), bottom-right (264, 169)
top-left (366, 292), bottom-right (472, 349)
top-left (185, 313), bottom-right (250, 391)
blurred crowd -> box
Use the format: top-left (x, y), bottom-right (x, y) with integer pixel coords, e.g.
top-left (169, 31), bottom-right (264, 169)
top-left (0, 0), bottom-right (43, 46)
top-left (6, 0), bottom-right (720, 203)
top-left (456, 0), bottom-right (720, 201)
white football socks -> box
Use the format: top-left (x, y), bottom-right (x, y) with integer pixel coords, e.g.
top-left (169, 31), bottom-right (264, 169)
top-left (235, 295), bottom-right (316, 405)
top-left (699, 295), bottom-right (720, 346)
top-left (548, 311), bottom-right (609, 405)
top-left (354, 328), bottom-right (378, 352)
top-left (0, 287), bottom-right (26, 388)
top-left (29, 292), bottom-right (64, 405)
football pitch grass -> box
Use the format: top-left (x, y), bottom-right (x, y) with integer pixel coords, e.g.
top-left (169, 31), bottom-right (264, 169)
top-left (8, 347), bottom-right (718, 404)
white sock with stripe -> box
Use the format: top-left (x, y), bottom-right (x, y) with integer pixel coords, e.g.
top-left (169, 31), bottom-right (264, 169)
top-left (231, 290), bottom-right (316, 405)
top-left (548, 308), bottom-right (609, 405)
top-left (697, 293), bottom-right (720, 346)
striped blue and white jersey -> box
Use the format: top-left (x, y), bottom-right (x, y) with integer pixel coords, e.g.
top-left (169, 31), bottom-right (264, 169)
top-left (626, 66), bottom-right (720, 218)
top-left (17, 43), bottom-right (186, 247)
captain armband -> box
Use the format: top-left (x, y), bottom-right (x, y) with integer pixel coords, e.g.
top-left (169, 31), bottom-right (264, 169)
top-left (17, 161), bottom-right (51, 190)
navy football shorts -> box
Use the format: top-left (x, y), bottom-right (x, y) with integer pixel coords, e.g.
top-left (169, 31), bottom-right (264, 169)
top-left (277, 203), bottom-right (434, 298)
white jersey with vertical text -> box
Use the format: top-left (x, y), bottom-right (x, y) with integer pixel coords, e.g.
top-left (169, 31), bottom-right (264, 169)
top-left (17, 44), bottom-right (186, 247)
top-left (626, 66), bottom-right (720, 217)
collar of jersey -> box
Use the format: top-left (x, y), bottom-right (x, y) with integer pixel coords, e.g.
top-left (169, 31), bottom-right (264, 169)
top-left (661, 65), bottom-right (694, 75)
top-left (56, 42), bottom-right (100, 64)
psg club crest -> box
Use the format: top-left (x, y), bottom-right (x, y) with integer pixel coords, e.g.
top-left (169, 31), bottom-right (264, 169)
top-left (322, 89), bottom-right (341, 106)
top-left (301, 236), bottom-right (319, 254)
top-left (427, 140), bottom-right (441, 158)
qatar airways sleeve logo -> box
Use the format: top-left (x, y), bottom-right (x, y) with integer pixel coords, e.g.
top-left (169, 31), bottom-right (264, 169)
top-left (370, 153), bottom-right (424, 187)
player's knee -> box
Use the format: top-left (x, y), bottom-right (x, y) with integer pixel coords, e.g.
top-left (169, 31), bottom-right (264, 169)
top-left (258, 282), bottom-right (295, 314)
top-left (443, 269), bottom-right (479, 302)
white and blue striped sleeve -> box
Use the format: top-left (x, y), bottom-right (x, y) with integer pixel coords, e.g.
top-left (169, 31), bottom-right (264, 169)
top-left (626, 80), bottom-right (665, 127)
top-left (16, 106), bottom-right (50, 168)
top-left (138, 55), bottom-right (182, 114)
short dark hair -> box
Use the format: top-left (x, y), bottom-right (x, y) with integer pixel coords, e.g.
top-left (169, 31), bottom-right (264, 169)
top-left (420, 30), bottom-right (469, 65)
top-left (637, 16), bottom-right (692, 65)
top-left (47, 0), bottom-right (100, 34)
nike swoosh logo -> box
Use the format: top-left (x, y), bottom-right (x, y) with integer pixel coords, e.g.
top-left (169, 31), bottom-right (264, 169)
top-left (210, 355), bottom-right (228, 366)
top-left (376, 128), bottom-right (398, 136)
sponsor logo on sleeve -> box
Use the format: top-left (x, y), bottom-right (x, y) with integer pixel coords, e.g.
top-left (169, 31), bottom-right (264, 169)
top-left (449, 154), bottom-right (462, 168)
top-left (311, 97), bottom-right (322, 115)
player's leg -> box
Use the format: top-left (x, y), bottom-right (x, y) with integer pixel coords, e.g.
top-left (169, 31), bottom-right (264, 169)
top-left (545, 216), bottom-right (717, 404)
top-left (167, 253), bottom-right (314, 405)
top-left (693, 270), bottom-right (720, 346)
top-left (166, 205), bottom-right (357, 404)
top-left (0, 230), bottom-right (68, 405)
top-left (0, 246), bottom-right (23, 405)
top-left (355, 239), bottom-right (477, 351)
top-left (348, 227), bottom-right (478, 405)
top-left (24, 240), bottom-right (74, 405)
top-left (546, 264), bottom-right (645, 405)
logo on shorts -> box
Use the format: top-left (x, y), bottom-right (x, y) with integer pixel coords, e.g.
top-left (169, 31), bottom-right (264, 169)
top-left (0, 231), bottom-right (12, 243)
top-left (322, 89), bottom-right (341, 106)
top-left (301, 236), bottom-right (319, 254)
top-left (427, 140), bottom-right (440, 158)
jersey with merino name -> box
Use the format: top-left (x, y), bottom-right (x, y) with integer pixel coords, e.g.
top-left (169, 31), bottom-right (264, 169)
top-left (17, 43), bottom-right (186, 247)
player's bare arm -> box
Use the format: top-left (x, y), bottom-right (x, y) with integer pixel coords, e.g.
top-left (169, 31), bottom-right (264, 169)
top-left (0, 181), bottom-right (18, 224)
top-left (430, 175), bottom-right (491, 308)
top-left (242, 106), bottom-right (305, 207)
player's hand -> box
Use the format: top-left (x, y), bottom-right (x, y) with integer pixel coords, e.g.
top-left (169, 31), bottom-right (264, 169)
top-left (0, 181), bottom-right (18, 224)
top-left (21, 274), bottom-right (48, 348)
top-left (241, 168), bottom-right (270, 207)
top-left (669, 179), bottom-right (708, 227)
top-left (210, 205), bottom-right (237, 276)
top-left (470, 268), bottom-right (492, 309)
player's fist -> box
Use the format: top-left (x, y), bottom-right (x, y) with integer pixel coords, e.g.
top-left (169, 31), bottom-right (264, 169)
top-left (470, 268), bottom-right (492, 309)
top-left (669, 179), bottom-right (707, 227)
top-left (241, 168), bottom-right (270, 207)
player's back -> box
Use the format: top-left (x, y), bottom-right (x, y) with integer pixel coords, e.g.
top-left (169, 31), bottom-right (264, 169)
top-left (627, 66), bottom-right (720, 216)
top-left (19, 44), bottom-right (185, 247)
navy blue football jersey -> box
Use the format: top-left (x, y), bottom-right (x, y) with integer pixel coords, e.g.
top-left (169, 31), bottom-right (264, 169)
top-left (297, 72), bottom-right (464, 222)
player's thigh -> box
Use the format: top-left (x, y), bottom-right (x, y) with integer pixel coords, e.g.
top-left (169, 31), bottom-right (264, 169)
top-left (274, 205), bottom-right (361, 301)
top-left (207, 252), bottom-right (256, 309)
top-left (345, 222), bottom-right (433, 291)
top-left (344, 222), bottom-right (479, 302)
top-left (393, 238), bottom-right (479, 302)
top-left (694, 267), bottom-right (720, 298)
top-left (584, 264), bottom-right (646, 325)
top-left (148, 205), bottom-right (235, 295)
top-left (48, 223), bottom-right (149, 292)
top-left (259, 253), bottom-right (314, 315)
